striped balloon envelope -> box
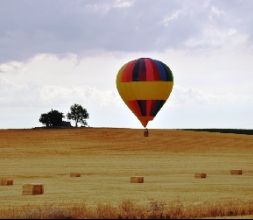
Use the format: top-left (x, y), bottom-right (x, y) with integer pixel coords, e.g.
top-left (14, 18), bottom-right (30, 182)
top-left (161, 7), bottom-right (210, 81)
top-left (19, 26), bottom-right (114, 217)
top-left (116, 58), bottom-right (174, 127)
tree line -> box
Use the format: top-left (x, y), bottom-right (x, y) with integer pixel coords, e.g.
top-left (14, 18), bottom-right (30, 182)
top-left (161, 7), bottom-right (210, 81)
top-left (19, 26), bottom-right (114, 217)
top-left (39, 104), bottom-right (89, 128)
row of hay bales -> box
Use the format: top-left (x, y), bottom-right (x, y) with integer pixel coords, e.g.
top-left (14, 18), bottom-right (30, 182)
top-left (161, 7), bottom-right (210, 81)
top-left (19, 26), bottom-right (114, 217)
top-left (0, 173), bottom-right (83, 195)
top-left (0, 179), bottom-right (44, 195)
top-left (194, 169), bottom-right (243, 179)
top-left (132, 170), bottom-right (244, 183)
top-left (0, 170), bottom-right (244, 194)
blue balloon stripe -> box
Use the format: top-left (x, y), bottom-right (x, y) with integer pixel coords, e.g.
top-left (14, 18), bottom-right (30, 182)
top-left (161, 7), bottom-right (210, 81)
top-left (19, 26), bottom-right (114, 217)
top-left (154, 60), bottom-right (168, 81)
top-left (151, 100), bottom-right (166, 116)
top-left (132, 58), bottom-right (146, 81)
top-left (137, 100), bottom-right (147, 116)
top-left (132, 59), bottom-right (141, 81)
top-left (163, 64), bottom-right (173, 81)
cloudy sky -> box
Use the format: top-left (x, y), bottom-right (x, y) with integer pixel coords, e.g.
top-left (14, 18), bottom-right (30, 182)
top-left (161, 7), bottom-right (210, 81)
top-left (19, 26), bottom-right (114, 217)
top-left (0, 0), bottom-right (253, 129)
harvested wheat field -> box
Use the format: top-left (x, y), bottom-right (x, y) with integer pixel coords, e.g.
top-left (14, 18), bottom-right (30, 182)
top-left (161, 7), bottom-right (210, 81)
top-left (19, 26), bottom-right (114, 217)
top-left (0, 128), bottom-right (253, 218)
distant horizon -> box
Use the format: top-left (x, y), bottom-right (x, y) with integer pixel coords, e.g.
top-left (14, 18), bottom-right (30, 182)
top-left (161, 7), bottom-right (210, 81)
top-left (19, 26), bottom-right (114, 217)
top-left (0, 126), bottom-right (252, 130)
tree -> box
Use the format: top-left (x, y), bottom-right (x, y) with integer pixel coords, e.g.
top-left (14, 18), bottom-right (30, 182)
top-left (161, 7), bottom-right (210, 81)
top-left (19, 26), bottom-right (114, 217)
top-left (39, 113), bottom-right (50, 127)
top-left (67, 104), bottom-right (89, 127)
top-left (39, 109), bottom-right (64, 127)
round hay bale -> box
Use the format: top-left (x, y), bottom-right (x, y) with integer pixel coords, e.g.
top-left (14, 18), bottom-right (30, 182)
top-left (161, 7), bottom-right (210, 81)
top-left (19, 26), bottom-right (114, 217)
top-left (0, 178), bottom-right (14, 186)
top-left (70, 172), bottom-right (81, 177)
top-left (230, 169), bottom-right (243, 175)
top-left (130, 176), bottom-right (144, 183)
top-left (194, 173), bottom-right (207, 179)
top-left (22, 184), bottom-right (44, 195)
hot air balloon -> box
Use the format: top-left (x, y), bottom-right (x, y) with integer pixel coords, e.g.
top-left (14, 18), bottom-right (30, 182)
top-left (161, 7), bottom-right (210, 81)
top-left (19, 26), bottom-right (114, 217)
top-left (116, 58), bottom-right (174, 130)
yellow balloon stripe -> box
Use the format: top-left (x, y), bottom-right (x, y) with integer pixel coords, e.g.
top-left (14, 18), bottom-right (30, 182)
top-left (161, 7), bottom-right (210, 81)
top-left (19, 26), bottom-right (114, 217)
top-left (117, 81), bottom-right (173, 100)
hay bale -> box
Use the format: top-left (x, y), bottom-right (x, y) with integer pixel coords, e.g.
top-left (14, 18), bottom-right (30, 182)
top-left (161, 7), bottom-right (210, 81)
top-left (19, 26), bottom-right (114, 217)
top-left (230, 169), bottom-right (243, 175)
top-left (70, 172), bottom-right (81, 177)
top-left (194, 173), bottom-right (207, 179)
top-left (130, 176), bottom-right (144, 183)
top-left (0, 178), bottom-right (14, 186)
top-left (22, 184), bottom-right (44, 195)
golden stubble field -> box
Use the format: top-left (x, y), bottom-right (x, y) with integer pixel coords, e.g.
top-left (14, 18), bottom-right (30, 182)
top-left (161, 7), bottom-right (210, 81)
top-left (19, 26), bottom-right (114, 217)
top-left (0, 128), bottom-right (253, 218)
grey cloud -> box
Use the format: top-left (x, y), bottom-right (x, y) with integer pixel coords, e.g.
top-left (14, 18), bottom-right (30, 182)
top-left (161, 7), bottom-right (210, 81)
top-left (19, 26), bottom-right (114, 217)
top-left (0, 0), bottom-right (253, 62)
top-left (212, 0), bottom-right (253, 38)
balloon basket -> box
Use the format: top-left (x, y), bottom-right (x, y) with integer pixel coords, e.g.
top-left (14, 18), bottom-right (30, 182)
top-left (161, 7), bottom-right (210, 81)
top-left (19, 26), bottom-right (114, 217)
top-left (144, 129), bottom-right (149, 137)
